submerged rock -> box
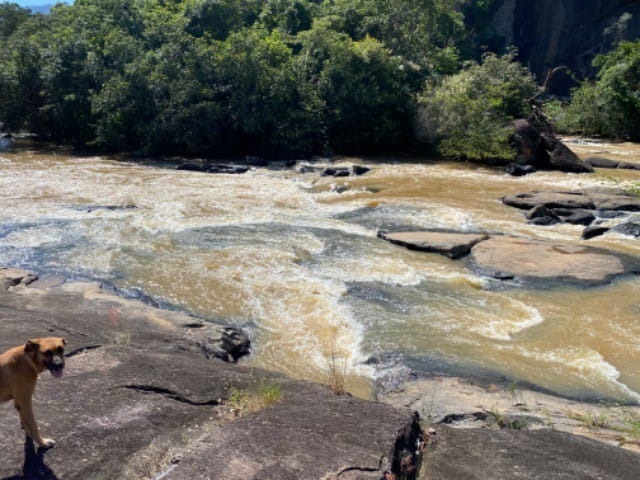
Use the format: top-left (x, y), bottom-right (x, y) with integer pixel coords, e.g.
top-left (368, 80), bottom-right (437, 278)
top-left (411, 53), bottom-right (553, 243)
top-left (613, 222), bottom-right (640, 238)
top-left (379, 231), bottom-right (489, 259)
top-left (469, 235), bottom-right (634, 286)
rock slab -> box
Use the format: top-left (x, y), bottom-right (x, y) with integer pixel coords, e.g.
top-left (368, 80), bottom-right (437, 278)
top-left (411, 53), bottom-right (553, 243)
top-left (379, 231), bottom-right (489, 259)
top-left (469, 236), bottom-right (632, 286)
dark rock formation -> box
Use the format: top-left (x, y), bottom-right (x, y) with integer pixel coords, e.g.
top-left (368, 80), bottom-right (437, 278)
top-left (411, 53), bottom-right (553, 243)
top-left (177, 163), bottom-right (250, 174)
top-left (207, 164), bottom-right (250, 175)
top-left (503, 191), bottom-right (596, 210)
top-left (613, 222), bottom-right (640, 238)
top-left (553, 208), bottom-right (596, 226)
top-left (323, 165), bottom-right (371, 177)
top-left (587, 157), bottom-right (640, 171)
top-left (505, 163), bottom-right (537, 176)
top-left (525, 205), bottom-right (561, 225)
top-left (468, 0), bottom-right (640, 94)
top-left (511, 120), bottom-right (593, 173)
top-left (378, 231), bottom-right (489, 259)
top-left (582, 225), bottom-right (610, 240)
top-left (176, 162), bottom-right (206, 172)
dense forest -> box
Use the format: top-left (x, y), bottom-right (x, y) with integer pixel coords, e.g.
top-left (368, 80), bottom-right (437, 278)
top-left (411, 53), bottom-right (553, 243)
top-left (0, 0), bottom-right (639, 159)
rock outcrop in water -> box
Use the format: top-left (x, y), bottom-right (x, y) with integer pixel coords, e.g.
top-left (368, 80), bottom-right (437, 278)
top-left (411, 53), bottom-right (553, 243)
top-left (468, 235), bottom-right (637, 286)
top-left (502, 189), bottom-right (640, 238)
top-left (378, 231), bottom-right (489, 259)
top-left (508, 119), bottom-right (594, 175)
top-left (379, 229), bottom-right (639, 286)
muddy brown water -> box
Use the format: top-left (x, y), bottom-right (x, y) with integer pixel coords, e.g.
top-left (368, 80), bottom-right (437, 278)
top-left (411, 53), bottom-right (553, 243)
top-left (1, 139), bottom-right (639, 401)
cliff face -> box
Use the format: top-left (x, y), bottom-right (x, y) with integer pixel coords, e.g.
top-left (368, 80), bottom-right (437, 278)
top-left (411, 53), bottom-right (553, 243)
top-left (470, 0), bottom-right (640, 93)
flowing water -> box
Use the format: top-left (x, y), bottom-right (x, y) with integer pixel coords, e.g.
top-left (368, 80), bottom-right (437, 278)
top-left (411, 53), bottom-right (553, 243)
top-left (1, 140), bottom-right (639, 402)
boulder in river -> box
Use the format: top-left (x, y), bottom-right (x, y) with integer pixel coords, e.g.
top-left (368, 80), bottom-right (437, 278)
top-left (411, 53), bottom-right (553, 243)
top-left (613, 222), bottom-right (640, 238)
top-left (469, 235), bottom-right (637, 286)
top-left (503, 190), bottom-right (640, 212)
top-left (379, 231), bottom-right (489, 259)
top-left (511, 120), bottom-right (593, 173)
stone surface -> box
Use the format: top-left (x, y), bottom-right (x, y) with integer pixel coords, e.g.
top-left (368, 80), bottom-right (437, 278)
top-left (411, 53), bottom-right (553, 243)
top-left (614, 222), bottom-right (640, 238)
top-left (505, 163), bottom-right (537, 176)
top-left (511, 120), bottom-right (593, 173)
top-left (503, 191), bottom-right (597, 210)
top-left (470, 0), bottom-right (640, 94)
top-left (424, 426), bottom-right (640, 480)
top-left (0, 269), bottom-right (420, 480)
top-left (379, 231), bottom-right (489, 259)
top-left (582, 226), bottom-right (610, 240)
top-left (469, 236), bottom-right (634, 286)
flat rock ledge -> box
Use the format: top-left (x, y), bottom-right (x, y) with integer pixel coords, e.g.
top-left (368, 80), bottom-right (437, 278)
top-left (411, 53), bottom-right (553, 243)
top-left (502, 190), bottom-right (640, 238)
top-left (469, 236), bottom-right (636, 286)
top-left (378, 231), bottom-right (489, 259)
top-left (0, 268), bottom-right (421, 480)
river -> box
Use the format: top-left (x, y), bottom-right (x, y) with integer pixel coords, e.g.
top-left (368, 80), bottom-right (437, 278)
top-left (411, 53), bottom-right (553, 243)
top-left (1, 139), bottom-right (639, 402)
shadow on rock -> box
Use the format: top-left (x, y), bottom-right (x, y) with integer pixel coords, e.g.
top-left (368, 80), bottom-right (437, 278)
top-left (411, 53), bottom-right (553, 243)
top-left (1, 437), bottom-right (58, 480)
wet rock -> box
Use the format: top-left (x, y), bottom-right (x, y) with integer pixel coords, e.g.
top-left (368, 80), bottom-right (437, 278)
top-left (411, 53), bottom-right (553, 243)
top-left (207, 164), bottom-right (250, 175)
top-left (582, 226), bottom-right (610, 240)
top-left (586, 157), bottom-right (620, 168)
top-left (469, 236), bottom-right (633, 286)
top-left (323, 167), bottom-right (351, 177)
top-left (505, 163), bottom-right (537, 176)
top-left (587, 157), bottom-right (640, 170)
top-left (322, 165), bottom-right (371, 177)
top-left (543, 135), bottom-right (594, 173)
top-left (613, 222), bottom-right (640, 238)
top-left (525, 205), bottom-right (560, 225)
top-left (297, 164), bottom-right (324, 174)
top-left (553, 208), bottom-right (595, 226)
top-left (199, 327), bottom-right (251, 363)
top-left (503, 191), bottom-right (596, 210)
top-left (511, 120), bottom-right (593, 173)
top-left (379, 231), bottom-right (489, 259)
top-left (177, 162), bottom-right (206, 172)
top-left (352, 165), bottom-right (371, 176)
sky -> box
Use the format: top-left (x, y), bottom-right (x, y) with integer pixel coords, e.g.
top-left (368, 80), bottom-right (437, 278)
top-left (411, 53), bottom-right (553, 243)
top-left (13, 1), bottom-right (73, 5)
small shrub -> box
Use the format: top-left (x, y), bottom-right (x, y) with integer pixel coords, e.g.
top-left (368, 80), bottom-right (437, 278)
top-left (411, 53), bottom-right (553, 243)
top-left (227, 381), bottom-right (283, 416)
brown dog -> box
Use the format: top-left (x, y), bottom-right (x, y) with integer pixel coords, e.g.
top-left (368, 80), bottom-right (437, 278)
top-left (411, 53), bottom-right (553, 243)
top-left (0, 337), bottom-right (66, 448)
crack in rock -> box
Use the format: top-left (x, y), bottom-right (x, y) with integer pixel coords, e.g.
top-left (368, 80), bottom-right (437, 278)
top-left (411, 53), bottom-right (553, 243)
top-left (120, 385), bottom-right (220, 406)
top-left (65, 344), bottom-right (103, 358)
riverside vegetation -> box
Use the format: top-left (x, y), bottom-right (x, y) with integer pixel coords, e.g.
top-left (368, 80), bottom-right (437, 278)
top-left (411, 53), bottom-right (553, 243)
top-left (1, 0), bottom-right (639, 161)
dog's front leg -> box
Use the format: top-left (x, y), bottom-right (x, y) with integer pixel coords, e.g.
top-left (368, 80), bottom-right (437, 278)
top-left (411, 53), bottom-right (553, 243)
top-left (14, 393), bottom-right (55, 448)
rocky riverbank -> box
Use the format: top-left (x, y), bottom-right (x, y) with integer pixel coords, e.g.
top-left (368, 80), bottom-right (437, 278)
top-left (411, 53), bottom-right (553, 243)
top-left (2, 267), bottom-right (640, 479)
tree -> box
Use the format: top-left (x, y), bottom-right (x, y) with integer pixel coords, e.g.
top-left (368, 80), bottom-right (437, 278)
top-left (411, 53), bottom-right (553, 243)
top-left (417, 52), bottom-right (537, 161)
top-left (559, 40), bottom-right (640, 140)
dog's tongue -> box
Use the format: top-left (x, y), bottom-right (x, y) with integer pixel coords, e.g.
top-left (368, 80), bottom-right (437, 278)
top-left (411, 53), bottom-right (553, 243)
top-left (50, 368), bottom-right (64, 379)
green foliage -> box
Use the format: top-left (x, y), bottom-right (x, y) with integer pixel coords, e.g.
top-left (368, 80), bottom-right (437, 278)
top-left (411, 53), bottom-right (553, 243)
top-left (557, 40), bottom-right (640, 140)
top-left (0, 0), bottom-right (519, 157)
top-left (417, 52), bottom-right (536, 161)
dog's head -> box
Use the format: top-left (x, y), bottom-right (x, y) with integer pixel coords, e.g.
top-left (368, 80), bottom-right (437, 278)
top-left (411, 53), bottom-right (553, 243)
top-left (24, 337), bottom-right (66, 378)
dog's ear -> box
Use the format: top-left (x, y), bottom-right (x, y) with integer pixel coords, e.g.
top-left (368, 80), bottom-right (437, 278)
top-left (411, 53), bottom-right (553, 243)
top-left (24, 340), bottom-right (40, 353)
